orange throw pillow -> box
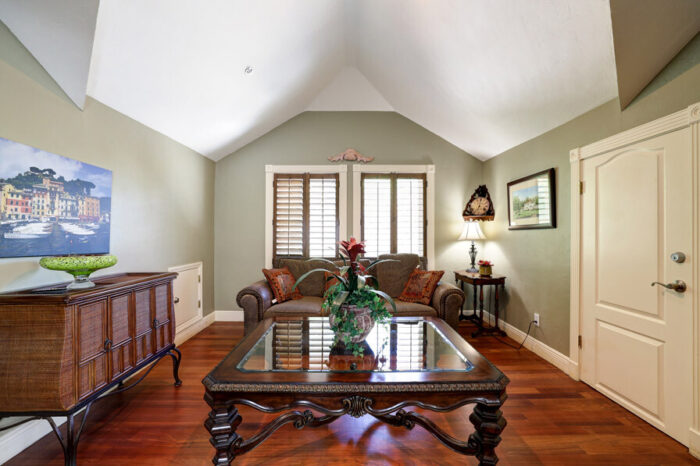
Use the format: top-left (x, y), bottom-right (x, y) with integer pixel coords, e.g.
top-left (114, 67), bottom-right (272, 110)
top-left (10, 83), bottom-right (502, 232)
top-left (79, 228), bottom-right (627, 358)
top-left (398, 269), bottom-right (445, 305)
top-left (262, 267), bottom-right (302, 303)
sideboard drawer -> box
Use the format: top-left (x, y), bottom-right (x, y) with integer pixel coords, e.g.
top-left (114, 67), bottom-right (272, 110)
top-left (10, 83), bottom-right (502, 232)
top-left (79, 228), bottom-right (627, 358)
top-left (134, 288), bottom-right (155, 365)
top-left (108, 293), bottom-right (134, 380)
top-left (77, 301), bottom-right (109, 400)
top-left (153, 284), bottom-right (173, 352)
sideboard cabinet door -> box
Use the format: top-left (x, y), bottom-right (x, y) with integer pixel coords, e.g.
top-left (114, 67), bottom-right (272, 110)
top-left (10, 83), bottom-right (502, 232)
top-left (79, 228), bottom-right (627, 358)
top-left (133, 289), bottom-right (155, 365)
top-left (153, 284), bottom-right (173, 352)
top-left (77, 300), bottom-right (109, 400)
top-left (108, 293), bottom-right (134, 381)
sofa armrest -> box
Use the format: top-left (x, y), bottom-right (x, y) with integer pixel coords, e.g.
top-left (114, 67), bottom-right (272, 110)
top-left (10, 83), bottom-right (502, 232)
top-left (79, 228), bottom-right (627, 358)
top-left (431, 282), bottom-right (464, 330)
top-left (236, 279), bottom-right (274, 336)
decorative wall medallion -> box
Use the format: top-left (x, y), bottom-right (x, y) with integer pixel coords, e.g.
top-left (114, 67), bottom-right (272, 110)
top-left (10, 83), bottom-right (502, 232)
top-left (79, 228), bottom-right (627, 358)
top-left (689, 103), bottom-right (700, 123)
top-left (328, 148), bottom-right (374, 163)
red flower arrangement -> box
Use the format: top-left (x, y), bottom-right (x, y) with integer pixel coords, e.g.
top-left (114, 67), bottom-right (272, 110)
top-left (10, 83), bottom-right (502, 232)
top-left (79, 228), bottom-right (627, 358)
top-left (293, 237), bottom-right (396, 355)
top-left (478, 260), bottom-right (493, 266)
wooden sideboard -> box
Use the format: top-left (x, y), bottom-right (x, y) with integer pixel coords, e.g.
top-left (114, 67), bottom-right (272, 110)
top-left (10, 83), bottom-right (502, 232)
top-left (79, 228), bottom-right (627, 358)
top-left (0, 272), bottom-right (181, 465)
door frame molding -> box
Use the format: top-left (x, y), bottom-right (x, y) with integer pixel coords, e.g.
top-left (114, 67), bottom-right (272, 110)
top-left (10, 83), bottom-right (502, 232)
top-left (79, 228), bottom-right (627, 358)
top-left (569, 102), bottom-right (700, 455)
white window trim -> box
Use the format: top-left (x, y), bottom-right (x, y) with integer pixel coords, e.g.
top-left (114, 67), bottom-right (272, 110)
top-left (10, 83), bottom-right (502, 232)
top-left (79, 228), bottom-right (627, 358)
top-left (352, 164), bottom-right (435, 269)
top-left (265, 165), bottom-right (348, 268)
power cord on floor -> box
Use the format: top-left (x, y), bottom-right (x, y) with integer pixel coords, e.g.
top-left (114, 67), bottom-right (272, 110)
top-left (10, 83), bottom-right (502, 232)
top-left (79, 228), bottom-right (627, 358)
top-left (482, 283), bottom-right (536, 350)
top-left (494, 320), bottom-right (536, 350)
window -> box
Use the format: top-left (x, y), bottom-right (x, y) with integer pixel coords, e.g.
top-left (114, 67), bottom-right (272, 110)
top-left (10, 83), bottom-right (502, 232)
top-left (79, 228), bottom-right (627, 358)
top-left (273, 173), bottom-right (338, 259)
top-left (266, 165), bottom-right (347, 267)
top-left (361, 173), bottom-right (426, 258)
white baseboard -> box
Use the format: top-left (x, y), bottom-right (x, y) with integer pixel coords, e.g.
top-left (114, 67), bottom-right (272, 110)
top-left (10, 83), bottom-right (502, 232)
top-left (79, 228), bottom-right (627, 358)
top-left (0, 417), bottom-right (58, 465)
top-left (472, 310), bottom-right (577, 378)
top-left (689, 428), bottom-right (700, 459)
top-left (174, 312), bottom-right (216, 346)
top-left (214, 309), bottom-right (243, 322)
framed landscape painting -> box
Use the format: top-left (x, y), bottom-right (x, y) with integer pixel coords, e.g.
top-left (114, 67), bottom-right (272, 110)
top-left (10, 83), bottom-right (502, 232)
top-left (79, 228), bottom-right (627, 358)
top-left (507, 168), bottom-right (556, 230)
top-left (0, 137), bottom-right (112, 258)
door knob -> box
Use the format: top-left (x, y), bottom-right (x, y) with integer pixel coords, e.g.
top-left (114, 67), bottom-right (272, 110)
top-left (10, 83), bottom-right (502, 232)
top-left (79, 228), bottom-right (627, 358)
top-left (651, 280), bottom-right (687, 293)
top-left (670, 252), bottom-right (686, 263)
top-left (174, 297), bottom-right (180, 304)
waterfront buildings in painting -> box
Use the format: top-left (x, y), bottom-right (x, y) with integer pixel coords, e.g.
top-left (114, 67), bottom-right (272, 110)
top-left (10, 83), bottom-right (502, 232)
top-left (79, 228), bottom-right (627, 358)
top-left (1, 176), bottom-right (103, 222)
top-left (0, 137), bottom-right (111, 257)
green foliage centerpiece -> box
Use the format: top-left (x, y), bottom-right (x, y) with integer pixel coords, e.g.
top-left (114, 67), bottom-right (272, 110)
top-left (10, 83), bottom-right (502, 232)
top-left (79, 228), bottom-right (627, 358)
top-left (294, 238), bottom-right (395, 356)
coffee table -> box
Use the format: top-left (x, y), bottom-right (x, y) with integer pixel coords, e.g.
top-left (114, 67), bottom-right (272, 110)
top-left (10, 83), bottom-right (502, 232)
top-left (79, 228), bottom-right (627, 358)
top-left (202, 316), bottom-right (509, 465)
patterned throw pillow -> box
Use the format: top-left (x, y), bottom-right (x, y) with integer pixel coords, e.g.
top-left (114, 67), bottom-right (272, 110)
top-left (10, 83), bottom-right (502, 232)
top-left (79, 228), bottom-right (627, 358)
top-left (398, 269), bottom-right (445, 305)
top-left (262, 267), bottom-right (302, 303)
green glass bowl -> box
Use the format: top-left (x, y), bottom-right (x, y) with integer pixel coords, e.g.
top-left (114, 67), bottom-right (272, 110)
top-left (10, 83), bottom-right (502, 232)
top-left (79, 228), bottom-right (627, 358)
top-left (40, 255), bottom-right (118, 289)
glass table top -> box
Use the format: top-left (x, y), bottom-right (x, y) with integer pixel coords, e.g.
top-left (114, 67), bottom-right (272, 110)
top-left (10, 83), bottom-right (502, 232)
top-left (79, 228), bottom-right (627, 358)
top-left (237, 317), bottom-right (474, 373)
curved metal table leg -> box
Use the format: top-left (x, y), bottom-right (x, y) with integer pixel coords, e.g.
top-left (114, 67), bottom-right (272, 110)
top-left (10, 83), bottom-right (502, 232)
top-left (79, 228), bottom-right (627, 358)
top-left (168, 347), bottom-right (183, 387)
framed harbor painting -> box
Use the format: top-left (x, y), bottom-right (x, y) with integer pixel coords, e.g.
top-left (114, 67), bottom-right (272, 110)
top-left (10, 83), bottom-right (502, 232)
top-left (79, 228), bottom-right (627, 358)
top-left (0, 137), bottom-right (112, 258)
top-left (507, 168), bottom-right (556, 230)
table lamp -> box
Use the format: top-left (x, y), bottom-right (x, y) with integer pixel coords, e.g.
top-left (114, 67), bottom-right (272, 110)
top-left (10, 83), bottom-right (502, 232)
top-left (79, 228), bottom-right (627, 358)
top-left (458, 220), bottom-right (486, 273)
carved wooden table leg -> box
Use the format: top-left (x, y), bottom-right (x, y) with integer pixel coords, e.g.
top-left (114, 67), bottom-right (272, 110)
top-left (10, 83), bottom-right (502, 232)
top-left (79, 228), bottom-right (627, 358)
top-left (493, 284), bottom-right (506, 336)
top-left (472, 284), bottom-right (486, 337)
top-left (469, 402), bottom-right (507, 466)
top-left (204, 404), bottom-right (242, 465)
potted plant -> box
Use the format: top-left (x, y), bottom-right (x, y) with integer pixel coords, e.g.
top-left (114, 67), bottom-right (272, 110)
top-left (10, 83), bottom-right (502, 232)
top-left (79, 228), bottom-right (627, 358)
top-left (478, 260), bottom-right (493, 276)
top-left (293, 238), bottom-right (396, 356)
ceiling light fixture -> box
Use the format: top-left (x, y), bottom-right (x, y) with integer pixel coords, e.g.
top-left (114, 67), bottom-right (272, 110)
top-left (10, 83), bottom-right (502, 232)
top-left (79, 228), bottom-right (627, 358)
top-left (244, 66), bottom-right (253, 74)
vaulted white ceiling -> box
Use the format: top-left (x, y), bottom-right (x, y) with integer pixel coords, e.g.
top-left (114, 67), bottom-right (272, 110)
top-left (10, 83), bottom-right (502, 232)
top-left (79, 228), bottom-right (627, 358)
top-left (5, 1), bottom-right (622, 161)
top-left (0, 0), bottom-right (99, 109)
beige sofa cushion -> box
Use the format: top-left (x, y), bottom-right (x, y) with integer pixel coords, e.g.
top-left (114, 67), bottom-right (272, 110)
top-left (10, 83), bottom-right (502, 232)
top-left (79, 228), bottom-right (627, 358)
top-left (375, 253), bottom-right (421, 298)
top-left (264, 296), bottom-right (324, 318)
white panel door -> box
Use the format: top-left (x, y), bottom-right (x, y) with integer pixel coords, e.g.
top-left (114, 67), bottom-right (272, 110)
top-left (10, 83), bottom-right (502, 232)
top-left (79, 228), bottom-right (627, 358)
top-left (580, 128), bottom-right (693, 445)
top-left (172, 265), bottom-right (201, 332)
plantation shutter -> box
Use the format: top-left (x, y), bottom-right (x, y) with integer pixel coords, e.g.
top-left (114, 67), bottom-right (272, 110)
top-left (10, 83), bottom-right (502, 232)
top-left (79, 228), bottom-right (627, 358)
top-left (273, 175), bottom-right (304, 257)
top-left (396, 177), bottom-right (425, 255)
top-left (273, 321), bottom-right (302, 370)
top-left (308, 318), bottom-right (332, 370)
top-left (361, 177), bottom-right (392, 257)
top-left (308, 176), bottom-right (338, 258)
top-left (361, 173), bottom-right (426, 258)
top-left (273, 173), bottom-right (338, 259)
top-left (395, 321), bottom-right (425, 370)
top-left (272, 319), bottom-right (331, 371)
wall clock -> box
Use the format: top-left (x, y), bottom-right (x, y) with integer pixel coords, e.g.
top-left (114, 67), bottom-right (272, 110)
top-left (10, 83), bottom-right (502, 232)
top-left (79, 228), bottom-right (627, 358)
top-left (463, 185), bottom-right (495, 221)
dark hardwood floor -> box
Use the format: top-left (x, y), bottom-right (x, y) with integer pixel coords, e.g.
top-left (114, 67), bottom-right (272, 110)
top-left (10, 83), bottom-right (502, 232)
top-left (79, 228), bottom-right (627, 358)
top-left (9, 321), bottom-right (698, 465)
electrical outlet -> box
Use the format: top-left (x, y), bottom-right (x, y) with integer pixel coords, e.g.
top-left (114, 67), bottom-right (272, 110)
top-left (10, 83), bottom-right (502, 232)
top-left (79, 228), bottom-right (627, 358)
top-left (533, 313), bottom-right (540, 327)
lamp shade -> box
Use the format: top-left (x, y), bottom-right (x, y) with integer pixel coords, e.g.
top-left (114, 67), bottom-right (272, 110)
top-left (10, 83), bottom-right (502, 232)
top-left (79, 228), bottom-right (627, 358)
top-left (458, 221), bottom-right (486, 241)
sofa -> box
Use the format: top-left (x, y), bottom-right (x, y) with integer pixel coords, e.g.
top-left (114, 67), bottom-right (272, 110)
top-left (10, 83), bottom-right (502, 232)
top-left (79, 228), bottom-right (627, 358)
top-left (236, 253), bottom-right (465, 335)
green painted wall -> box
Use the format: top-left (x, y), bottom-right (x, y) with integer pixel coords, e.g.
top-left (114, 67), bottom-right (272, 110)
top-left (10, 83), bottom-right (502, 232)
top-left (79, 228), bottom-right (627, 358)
top-left (0, 23), bottom-right (216, 315)
top-left (482, 35), bottom-right (700, 355)
top-left (214, 111), bottom-right (483, 310)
